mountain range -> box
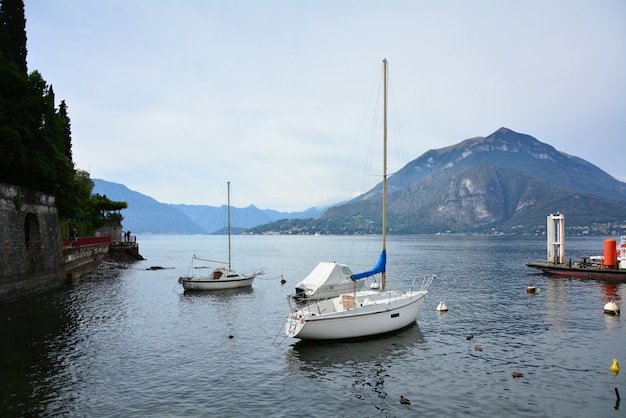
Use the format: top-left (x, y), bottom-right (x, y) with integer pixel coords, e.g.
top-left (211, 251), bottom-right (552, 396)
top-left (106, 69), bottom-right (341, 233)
top-left (92, 179), bottom-right (325, 234)
top-left (94, 128), bottom-right (626, 235)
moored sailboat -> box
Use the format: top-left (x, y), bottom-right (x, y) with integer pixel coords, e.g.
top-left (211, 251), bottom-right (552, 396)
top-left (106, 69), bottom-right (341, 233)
top-left (179, 182), bottom-right (261, 290)
top-left (284, 59), bottom-right (435, 340)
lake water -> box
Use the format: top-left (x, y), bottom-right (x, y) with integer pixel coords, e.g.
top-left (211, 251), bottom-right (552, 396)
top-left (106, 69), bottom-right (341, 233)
top-left (1, 234), bottom-right (625, 417)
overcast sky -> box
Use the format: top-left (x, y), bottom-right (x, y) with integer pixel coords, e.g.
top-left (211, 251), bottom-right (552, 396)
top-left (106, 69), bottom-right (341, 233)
top-left (25, 0), bottom-right (626, 212)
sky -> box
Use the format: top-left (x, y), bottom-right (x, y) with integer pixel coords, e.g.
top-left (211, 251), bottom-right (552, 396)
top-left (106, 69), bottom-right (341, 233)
top-left (24, 0), bottom-right (626, 212)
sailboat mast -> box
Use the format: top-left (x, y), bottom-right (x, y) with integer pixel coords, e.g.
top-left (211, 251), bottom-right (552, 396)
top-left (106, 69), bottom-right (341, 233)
top-left (381, 58), bottom-right (388, 291)
top-left (227, 181), bottom-right (231, 269)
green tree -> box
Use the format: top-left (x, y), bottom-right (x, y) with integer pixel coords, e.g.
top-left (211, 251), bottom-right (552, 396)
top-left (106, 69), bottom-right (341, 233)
top-left (0, 47), bottom-right (28, 184)
top-left (0, 0), bottom-right (128, 232)
top-left (0, 0), bottom-right (27, 74)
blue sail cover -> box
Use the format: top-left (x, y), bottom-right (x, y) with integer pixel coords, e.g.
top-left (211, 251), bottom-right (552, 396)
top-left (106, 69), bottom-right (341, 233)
top-left (351, 250), bottom-right (386, 281)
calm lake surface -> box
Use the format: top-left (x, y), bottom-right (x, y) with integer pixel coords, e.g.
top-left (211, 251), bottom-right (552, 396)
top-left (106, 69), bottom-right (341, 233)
top-left (1, 234), bottom-right (625, 417)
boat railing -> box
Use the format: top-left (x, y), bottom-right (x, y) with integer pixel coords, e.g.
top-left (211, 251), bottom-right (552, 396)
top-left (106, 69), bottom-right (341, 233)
top-left (287, 294), bottom-right (321, 316)
top-left (410, 274), bottom-right (435, 293)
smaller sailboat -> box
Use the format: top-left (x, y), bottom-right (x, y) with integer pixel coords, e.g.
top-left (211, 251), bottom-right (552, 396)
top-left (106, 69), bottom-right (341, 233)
top-left (179, 182), bottom-right (260, 291)
top-left (284, 59), bottom-right (435, 340)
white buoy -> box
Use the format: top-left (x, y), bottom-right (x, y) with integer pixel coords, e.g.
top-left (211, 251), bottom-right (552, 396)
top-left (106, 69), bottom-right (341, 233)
top-left (436, 301), bottom-right (448, 312)
top-left (604, 300), bottom-right (620, 315)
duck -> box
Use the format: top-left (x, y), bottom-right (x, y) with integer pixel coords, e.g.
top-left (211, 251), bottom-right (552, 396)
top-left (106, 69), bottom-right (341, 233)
top-left (474, 345), bottom-right (482, 352)
top-left (511, 372), bottom-right (524, 378)
top-left (280, 276), bottom-right (287, 285)
top-left (466, 335), bottom-right (473, 340)
top-left (399, 396), bottom-right (411, 405)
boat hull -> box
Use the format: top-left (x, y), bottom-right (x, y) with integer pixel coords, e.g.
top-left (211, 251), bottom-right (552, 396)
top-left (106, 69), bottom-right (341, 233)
top-left (285, 290), bottom-right (427, 340)
top-left (527, 262), bottom-right (626, 280)
top-left (180, 275), bottom-right (255, 290)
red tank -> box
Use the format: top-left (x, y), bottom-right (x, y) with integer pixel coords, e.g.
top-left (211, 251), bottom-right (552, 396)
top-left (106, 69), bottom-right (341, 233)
top-left (604, 239), bottom-right (617, 268)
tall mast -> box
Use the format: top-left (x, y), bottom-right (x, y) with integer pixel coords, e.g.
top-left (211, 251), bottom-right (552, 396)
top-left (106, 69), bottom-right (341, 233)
top-left (227, 181), bottom-right (231, 269)
top-left (381, 58), bottom-right (388, 291)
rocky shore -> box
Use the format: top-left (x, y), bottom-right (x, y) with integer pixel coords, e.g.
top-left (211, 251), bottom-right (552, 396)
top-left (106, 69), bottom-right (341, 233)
top-left (80, 243), bottom-right (144, 281)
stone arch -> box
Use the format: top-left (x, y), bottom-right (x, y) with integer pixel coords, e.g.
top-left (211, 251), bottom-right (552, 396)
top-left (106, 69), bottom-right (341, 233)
top-left (24, 212), bottom-right (41, 248)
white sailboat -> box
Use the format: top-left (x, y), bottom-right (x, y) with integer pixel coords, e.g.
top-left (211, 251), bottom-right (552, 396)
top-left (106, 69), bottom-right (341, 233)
top-left (179, 182), bottom-right (260, 291)
top-left (284, 59), bottom-right (435, 340)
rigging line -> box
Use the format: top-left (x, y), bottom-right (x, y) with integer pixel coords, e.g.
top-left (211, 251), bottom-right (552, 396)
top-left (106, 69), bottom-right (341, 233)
top-left (386, 73), bottom-right (411, 175)
top-left (334, 63), bottom-right (383, 207)
top-left (272, 321), bottom-right (289, 346)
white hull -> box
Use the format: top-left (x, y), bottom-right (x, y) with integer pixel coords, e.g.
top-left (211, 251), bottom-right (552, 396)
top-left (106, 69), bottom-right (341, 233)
top-left (285, 288), bottom-right (428, 340)
top-left (180, 267), bottom-right (256, 290)
top-left (181, 276), bottom-right (254, 290)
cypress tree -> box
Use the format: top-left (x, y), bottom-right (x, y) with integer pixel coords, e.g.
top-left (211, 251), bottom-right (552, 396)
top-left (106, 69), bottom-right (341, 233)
top-left (0, 0), bottom-right (27, 74)
top-left (58, 100), bottom-right (72, 161)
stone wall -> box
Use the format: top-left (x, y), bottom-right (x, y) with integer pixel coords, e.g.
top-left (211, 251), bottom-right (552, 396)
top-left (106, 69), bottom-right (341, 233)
top-left (0, 182), bottom-right (65, 302)
top-left (96, 219), bottom-right (123, 242)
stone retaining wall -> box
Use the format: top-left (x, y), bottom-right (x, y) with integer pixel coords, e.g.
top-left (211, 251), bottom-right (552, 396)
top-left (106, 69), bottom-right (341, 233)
top-left (0, 183), bottom-right (65, 302)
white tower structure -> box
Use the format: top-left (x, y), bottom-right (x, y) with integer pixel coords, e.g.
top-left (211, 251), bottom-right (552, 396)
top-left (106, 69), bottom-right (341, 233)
top-left (547, 213), bottom-right (565, 264)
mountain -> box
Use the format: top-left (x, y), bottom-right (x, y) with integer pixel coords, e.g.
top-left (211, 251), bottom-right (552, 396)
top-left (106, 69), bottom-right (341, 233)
top-left (171, 203), bottom-right (324, 233)
top-left (93, 128), bottom-right (626, 235)
top-left (92, 180), bottom-right (205, 234)
top-left (92, 179), bottom-right (325, 234)
top-left (250, 128), bottom-right (626, 235)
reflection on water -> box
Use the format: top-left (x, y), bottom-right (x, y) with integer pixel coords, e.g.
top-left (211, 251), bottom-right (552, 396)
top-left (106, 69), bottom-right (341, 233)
top-left (181, 286), bottom-right (254, 301)
top-left (285, 324), bottom-right (425, 415)
top-left (287, 324), bottom-right (424, 373)
top-left (602, 282), bottom-right (621, 302)
top-left (0, 291), bottom-right (71, 417)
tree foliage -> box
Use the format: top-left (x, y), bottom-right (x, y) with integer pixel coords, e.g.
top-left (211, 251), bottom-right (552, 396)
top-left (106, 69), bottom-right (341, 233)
top-left (0, 0), bottom-right (126, 234)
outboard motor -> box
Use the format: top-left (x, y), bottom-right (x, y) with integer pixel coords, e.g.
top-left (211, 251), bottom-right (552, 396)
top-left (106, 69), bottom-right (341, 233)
top-left (295, 281), bottom-right (306, 297)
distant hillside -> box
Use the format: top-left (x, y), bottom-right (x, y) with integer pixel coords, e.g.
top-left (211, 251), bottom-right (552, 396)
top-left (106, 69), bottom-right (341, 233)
top-left (249, 128), bottom-right (626, 235)
top-left (92, 179), bottom-right (325, 234)
top-left (92, 180), bottom-right (204, 234)
top-left (171, 203), bottom-right (324, 233)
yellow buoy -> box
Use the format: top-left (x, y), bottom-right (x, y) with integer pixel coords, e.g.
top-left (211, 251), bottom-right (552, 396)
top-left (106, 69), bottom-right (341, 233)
top-left (610, 359), bottom-right (620, 375)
